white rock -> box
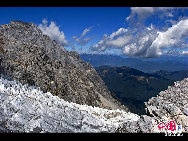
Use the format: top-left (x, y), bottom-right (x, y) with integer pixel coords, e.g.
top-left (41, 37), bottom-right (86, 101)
top-left (0, 76), bottom-right (139, 133)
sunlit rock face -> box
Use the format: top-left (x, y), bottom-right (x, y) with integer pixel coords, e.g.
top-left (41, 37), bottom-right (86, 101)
top-left (0, 76), bottom-right (139, 133)
top-left (0, 21), bottom-right (127, 111)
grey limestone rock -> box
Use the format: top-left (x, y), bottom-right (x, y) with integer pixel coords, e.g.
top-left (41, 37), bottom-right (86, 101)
top-left (0, 76), bottom-right (139, 133)
top-left (0, 21), bottom-right (127, 111)
top-left (116, 78), bottom-right (188, 133)
top-left (145, 78), bottom-right (188, 132)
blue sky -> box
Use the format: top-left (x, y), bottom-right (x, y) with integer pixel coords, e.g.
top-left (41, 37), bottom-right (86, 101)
top-left (0, 7), bottom-right (129, 39)
top-left (0, 7), bottom-right (188, 58)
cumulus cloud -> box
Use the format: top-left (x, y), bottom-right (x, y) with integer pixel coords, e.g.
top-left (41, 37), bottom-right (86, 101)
top-left (126, 7), bottom-right (154, 21)
top-left (92, 19), bottom-right (188, 58)
top-left (122, 27), bottom-right (159, 58)
top-left (125, 19), bottom-right (188, 57)
top-left (146, 19), bottom-right (188, 56)
top-left (91, 26), bottom-right (157, 56)
top-left (38, 19), bottom-right (68, 46)
top-left (91, 28), bottom-right (129, 51)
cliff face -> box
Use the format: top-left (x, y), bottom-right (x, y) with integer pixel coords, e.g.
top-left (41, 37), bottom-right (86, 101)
top-left (0, 21), bottom-right (127, 111)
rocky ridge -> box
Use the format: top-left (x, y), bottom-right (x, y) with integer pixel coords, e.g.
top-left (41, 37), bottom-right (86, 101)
top-left (0, 75), bottom-right (187, 133)
top-left (0, 75), bottom-right (139, 133)
top-left (116, 78), bottom-right (188, 133)
top-left (145, 78), bottom-right (188, 132)
top-left (0, 21), bottom-right (127, 111)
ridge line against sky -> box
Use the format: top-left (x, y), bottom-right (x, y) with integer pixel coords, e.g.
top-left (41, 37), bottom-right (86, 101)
top-left (0, 7), bottom-right (188, 58)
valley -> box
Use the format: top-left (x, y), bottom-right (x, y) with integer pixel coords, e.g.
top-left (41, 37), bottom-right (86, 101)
top-left (95, 65), bottom-right (188, 115)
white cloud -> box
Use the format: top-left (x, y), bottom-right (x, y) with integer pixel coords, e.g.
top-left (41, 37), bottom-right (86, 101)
top-left (147, 24), bottom-right (154, 31)
top-left (92, 19), bottom-right (188, 58)
top-left (123, 30), bottom-right (159, 58)
top-left (167, 12), bottom-right (174, 17)
top-left (42, 18), bottom-right (48, 24)
top-left (91, 27), bottom-right (129, 51)
top-left (124, 19), bottom-right (188, 58)
top-left (109, 28), bottom-right (128, 39)
top-left (38, 19), bottom-right (68, 46)
top-left (72, 36), bottom-right (77, 39)
top-left (106, 35), bottom-right (132, 48)
top-left (72, 26), bottom-right (95, 46)
top-left (182, 50), bottom-right (188, 55)
top-left (126, 7), bottom-right (155, 21)
top-left (147, 19), bottom-right (188, 56)
top-left (91, 26), bottom-right (157, 57)
top-left (81, 27), bottom-right (93, 37)
top-left (130, 7), bottom-right (154, 19)
top-left (126, 7), bottom-right (187, 22)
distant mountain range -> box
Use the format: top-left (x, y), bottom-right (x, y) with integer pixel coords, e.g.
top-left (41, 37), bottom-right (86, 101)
top-left (80, 54), bottom-right (188, 73)
top-left (95, 65), bottom-right (188, 115)
top-left (154, 70), bottom-right (188, 81)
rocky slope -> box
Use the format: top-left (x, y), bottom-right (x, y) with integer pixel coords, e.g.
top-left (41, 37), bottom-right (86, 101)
top-left (0, 75), bottom-right (187, 133)
top-left (0, 21), bottom-right (127, 111)
top-left (145, 78), bottom-right (188, 132)
top-left (116, 78), bottom-right (188, 133)
top-left (0, 75), bottom-right (139, 133)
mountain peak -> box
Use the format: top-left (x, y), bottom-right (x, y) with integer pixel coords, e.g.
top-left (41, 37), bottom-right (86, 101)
top-left (0, 21), bottom-right (127, 111)
top-left (1, 21), bottom-right (43, 37)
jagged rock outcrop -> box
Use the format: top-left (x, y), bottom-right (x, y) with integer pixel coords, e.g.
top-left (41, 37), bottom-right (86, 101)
top-left (115, 115), bottom-right (156, 133)
top-left (116, 78), bottom-right (188, 133)
top-left (145, 78), bottom-right (188, 132)
top-left (0, 21), bottom-right (127, 111)
top-left (0, 76), bottom-right (139, 133)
